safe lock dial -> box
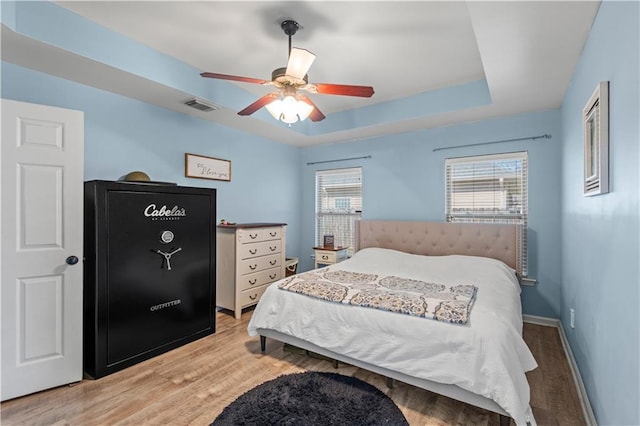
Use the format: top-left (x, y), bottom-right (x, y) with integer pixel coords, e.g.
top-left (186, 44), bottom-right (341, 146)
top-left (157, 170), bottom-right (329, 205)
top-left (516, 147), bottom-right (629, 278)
top-left (160, 230), bottom-right (174, 244)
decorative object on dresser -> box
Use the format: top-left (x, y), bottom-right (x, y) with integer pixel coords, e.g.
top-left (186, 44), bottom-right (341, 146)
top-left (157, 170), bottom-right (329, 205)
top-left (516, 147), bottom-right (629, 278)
top-left (83, 180), bottom-right (216, 379)
top-left (217, 223), bottom-right (286, 319)
top-left (211, 371), bottom-right (408, 425)
top-left (313, 246), bottom-right (348, 269)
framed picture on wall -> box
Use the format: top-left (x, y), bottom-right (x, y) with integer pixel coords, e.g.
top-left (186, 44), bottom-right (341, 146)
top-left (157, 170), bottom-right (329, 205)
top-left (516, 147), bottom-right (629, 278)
top-left (185, 153), bottom-right (231, 182)
top-left (583, 81), bottom-right (609, 196)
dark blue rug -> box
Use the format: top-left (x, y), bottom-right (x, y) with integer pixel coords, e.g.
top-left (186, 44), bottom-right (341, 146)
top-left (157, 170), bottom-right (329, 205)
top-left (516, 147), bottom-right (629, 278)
top-left (211, 371), bottom-right (409, 425)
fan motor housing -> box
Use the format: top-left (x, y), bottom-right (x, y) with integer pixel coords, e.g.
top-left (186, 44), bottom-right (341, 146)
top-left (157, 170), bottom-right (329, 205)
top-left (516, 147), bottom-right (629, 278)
top-left (272, 67), bottom-right (308, 87)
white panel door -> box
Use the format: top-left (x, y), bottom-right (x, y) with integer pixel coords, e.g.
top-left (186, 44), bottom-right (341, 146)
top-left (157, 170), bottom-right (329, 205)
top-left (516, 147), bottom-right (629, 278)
top-left (1, 99), bottom-right (84, 401)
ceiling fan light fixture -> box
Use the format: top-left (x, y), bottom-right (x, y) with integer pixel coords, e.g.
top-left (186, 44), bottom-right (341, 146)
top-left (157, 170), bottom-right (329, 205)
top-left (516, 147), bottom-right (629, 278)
top-left (201, 19), bottom-right (372, 124)
top-left (265, 94), bottom-right (314, 124)
top-left (285, 48), bottom-right (316, 81)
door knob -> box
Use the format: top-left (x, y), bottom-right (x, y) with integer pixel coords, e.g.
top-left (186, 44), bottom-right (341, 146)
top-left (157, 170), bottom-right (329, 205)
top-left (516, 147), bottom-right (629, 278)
top-left (66, 256), bottom-right (79, 265)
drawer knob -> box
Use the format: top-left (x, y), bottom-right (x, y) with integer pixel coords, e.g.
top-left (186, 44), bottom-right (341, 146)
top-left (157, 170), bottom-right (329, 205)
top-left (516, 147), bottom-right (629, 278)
top-left (269, 246), bottom-right (276, 251)
top-left (249, 294), bottom-right (258, 300)
top-left (249, 249), bottom-right (258, 255)
top-left (269, 232), bottom-right (277, 237)
top-left (322, 255), bottom-right (329, 260)
top-left (250, 233), bottom-right (258, 239)
top-left (269, 260), bottom-right (277, 265)
top-left (249, 279), bottom-right (257, 285)
top-left (269, 274), bottom-right (277, 279)
top-left (249, 264), bottom-right (257, 270)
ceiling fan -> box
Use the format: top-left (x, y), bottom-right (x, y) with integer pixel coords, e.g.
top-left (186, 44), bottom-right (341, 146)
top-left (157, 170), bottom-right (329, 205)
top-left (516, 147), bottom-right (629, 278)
top-left (201, 20), bottom-right (375, 124)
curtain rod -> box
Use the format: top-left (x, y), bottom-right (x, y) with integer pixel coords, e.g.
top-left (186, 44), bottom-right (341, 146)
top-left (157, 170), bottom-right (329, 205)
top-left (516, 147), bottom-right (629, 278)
top-left (433, 134), bottom-right (551, 152)
top-left (306, 155), bottom-right (372, 166)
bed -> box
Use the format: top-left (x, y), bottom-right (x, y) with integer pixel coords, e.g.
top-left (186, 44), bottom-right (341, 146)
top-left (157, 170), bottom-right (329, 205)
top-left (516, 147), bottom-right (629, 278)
top-left (247, 220), bottom-right (537, 425)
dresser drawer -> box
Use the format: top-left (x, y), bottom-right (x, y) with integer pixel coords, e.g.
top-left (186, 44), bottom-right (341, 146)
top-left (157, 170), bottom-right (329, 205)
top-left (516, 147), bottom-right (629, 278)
top-left (238, 267), bottom-right (283, 291)
top-left (238, 254), bottom-right (281, 276)
top-left (238, 240), bottom-right (282, 259)
top-left (238, 227), bottom-right (283, 244)
top-left (240, 284), bottom-right (269, 308)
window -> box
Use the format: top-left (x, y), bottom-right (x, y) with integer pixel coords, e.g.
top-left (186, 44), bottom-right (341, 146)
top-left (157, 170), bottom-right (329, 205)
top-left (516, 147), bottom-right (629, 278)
top-left (316, 167), bottom-right (362, 255)
top-left (334, 197), bottom-right (351, 210)
top-left (445, 152), bottom-right (528, 276)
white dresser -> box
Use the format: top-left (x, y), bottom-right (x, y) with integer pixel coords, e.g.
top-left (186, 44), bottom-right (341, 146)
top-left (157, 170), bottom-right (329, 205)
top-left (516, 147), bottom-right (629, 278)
top-left (216, 223), bottom-right (286, 319)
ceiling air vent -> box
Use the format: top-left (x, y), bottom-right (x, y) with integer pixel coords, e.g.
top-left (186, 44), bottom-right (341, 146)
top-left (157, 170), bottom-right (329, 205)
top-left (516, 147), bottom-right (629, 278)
top-left (184, 98), bottom-right (219, 112)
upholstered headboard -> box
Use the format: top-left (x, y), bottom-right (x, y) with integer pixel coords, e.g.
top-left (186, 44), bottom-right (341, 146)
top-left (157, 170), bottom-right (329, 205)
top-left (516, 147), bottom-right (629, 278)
top-left (355, 220), bottom-right (518, 272)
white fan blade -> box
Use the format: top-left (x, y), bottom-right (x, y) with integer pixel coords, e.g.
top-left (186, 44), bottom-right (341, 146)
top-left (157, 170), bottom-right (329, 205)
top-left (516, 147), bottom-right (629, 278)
top-left (285, 48), bottom-right (316, 80)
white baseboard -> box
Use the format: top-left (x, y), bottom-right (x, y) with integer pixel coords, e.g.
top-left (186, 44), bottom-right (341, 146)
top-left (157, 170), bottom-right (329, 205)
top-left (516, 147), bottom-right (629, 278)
top-left (523, 315), bottom-right (597, 426)
top-left (523, 314), bottom-right (558, 327)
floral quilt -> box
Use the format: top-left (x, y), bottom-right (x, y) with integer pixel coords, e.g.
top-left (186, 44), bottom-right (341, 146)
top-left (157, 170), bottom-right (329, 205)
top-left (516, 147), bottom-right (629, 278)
top-left (278, 269), bottom-right (478, 324)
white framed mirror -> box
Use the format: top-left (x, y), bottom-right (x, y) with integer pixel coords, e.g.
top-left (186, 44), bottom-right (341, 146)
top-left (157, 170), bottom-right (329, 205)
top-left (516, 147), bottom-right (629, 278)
top-left (583, 81), bottom-right (609, 196)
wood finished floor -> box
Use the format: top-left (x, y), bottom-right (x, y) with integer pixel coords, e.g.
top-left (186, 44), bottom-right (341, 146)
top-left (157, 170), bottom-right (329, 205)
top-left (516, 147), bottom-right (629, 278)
top-left (1, 310), bottom-right (585, 425)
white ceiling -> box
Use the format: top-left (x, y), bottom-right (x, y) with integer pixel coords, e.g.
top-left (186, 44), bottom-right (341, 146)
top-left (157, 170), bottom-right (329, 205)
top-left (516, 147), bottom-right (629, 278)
top-left (3, 1), bottom-right (600, 146)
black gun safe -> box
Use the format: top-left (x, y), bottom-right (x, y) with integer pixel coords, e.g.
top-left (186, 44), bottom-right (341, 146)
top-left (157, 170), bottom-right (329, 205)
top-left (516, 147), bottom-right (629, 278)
top-left (84, 180), bottom-right (216, 378)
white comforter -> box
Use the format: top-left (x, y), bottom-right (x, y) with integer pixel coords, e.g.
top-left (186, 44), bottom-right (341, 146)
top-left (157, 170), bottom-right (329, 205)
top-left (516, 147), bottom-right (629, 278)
top-left (247, 248), bottom-right (538, 425)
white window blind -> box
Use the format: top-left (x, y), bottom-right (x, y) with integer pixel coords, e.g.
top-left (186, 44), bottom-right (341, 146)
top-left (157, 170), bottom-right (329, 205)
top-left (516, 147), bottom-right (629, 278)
top-left (445, 152), bottom-right (528, 276)
top-left (316, 167), bottom-right (362, 255)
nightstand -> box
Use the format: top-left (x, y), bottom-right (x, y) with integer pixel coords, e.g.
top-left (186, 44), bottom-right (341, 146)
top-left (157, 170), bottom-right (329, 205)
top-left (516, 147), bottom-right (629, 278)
top-left (313, 246), bottom-right (348, 269)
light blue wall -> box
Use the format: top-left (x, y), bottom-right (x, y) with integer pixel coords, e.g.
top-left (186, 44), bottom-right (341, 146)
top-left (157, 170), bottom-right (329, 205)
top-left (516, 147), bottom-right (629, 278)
top-left (559, 1), bottom-right (639, 424)
top-left (300, 109), bottom-right (562, 318)
top-left (1, 62), bottom-right (302, 259)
